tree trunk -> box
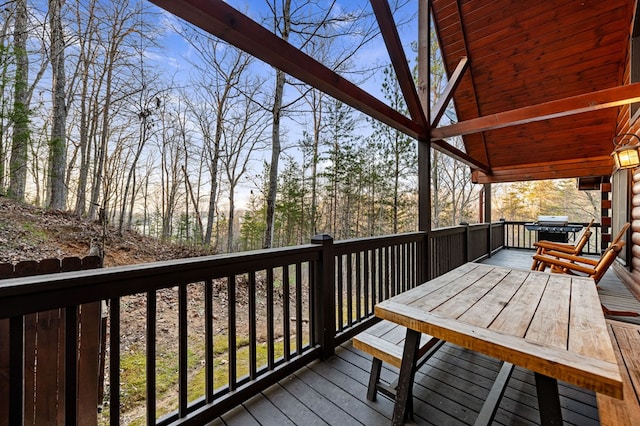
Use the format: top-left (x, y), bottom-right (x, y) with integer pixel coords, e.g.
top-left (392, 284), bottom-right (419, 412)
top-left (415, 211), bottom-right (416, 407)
top-left (264, 67), bottom-right (285, 248)
top-left (47, 0), bottom-right (68, 210)
top-left (8, 0), bottom-right (29, 201)
top-left (263, 0), bottom-right (291, 249)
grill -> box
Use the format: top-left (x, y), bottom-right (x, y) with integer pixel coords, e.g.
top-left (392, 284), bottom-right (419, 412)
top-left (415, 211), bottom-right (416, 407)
top-left (524, 215), bottom-right (583, 243)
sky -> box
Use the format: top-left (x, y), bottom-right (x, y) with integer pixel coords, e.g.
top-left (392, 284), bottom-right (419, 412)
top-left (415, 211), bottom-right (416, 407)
top-left (151, 0), bottom-right (419, 107)
top-left (143, 0), bottom-right (421, 209)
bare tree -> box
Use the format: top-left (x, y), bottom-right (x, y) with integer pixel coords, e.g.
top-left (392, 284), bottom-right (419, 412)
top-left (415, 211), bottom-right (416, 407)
top-left (221, 77), bottom-right (269, 252)
top-left (182, 29), bottom-right (255, 247)
top-left (8, 0), bottom-right (29, 200)
top-left (47, 0), bottom-right (68, 209)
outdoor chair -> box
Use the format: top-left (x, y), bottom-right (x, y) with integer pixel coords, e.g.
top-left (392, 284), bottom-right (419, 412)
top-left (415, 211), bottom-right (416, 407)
top-left (532, 223), bottom-right (637, 317)
top-left (530, 219), bottom-right (595, 270)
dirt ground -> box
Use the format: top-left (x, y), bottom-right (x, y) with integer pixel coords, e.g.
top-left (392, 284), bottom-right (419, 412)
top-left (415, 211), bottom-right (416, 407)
top-left (0, 197), bottom-right (303, 424)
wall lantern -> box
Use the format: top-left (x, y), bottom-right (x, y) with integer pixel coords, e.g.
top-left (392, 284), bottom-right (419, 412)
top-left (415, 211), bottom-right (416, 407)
top-left (612, 133), bottom-right (640, 170)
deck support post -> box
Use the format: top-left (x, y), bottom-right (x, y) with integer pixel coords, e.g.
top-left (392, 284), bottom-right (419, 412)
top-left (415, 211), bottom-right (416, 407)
top-left (311, 234), bottom-right (336, 359)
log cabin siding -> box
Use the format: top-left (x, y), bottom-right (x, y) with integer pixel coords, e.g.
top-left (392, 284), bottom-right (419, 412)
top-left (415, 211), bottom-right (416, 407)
top-left (614, 15), bottom-right (640, 298)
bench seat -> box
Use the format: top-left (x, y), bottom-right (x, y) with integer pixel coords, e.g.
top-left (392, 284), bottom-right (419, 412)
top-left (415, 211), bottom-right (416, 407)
top-left (352, 320), bottom-right (442, 404)
top-left (596, 319), bottom-right (640, 426)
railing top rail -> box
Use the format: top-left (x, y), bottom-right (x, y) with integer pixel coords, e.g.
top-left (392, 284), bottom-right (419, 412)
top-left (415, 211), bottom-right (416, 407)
top-left (333, 232), bottom-right (426, 254)
top-left (0, 243), bottom-right (321, 319)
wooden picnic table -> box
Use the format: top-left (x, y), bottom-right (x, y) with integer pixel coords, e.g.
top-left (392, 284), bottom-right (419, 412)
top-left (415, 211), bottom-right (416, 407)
top-left (374, 262), bottom-right (623, 425)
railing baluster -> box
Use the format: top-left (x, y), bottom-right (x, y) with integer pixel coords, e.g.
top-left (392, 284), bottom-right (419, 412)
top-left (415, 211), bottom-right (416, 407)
top-left (178, 284), bottom-right (188, 417)
top-left (363, 249), bottom-right (370, 317)
top-left (228, 275), bottom-right (236, 391)
top-left (346, 254), bottom-right (353, 327)
top-left (205, 279), bottom-right (214, 402)
top-left (295, 263), bottom-right (303, 355)
top-left (371, 248), bottom-right (377, 305)
top-left (391, 245), bottom-right (397, 296)
top-left (249, 272), bottom-right (257, 379)
top-left (266, 268), bottom-right (275, 369)
top-left (282, 267), bottom-right (291, 362)
top-left (337, 255), bottom-right (343, 330)
top-left (355, 251), bottom-right (361, 321)
top-left (147, 290), bottom-right (156, 423)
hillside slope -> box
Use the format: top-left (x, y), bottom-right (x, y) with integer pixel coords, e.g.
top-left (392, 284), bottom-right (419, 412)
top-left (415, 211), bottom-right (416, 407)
top-left (0, 197), bottom-right (212, 266)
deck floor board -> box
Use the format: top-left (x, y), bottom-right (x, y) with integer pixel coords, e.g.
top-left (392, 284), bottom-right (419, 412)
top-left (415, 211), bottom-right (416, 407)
top-left (209, 249), bottom-right (640, 425)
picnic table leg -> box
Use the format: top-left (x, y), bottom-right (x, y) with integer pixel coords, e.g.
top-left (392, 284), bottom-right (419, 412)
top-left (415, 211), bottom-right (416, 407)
top-left (392, 328), bottom-right (420, 426)
top-left (534, 373), bottom-right (563, 426)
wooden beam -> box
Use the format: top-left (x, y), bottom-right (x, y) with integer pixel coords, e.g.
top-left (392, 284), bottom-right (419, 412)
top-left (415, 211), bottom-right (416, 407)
top-left (370, 0), bottom-right (427, 127)
top-left (432, 83), bottom-right (640, 140)
top-left (431, 139), bottom-right (490, 172)
top-left (431, 57), bottom-right (469, 127)
top-left (471, 156), bottom-right (613, 184)
top-left (148, 0), bottom-right (425, 139)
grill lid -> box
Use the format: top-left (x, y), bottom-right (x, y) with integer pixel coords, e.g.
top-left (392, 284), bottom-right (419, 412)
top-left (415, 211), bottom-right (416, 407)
top-left (536, 215), bottom-right (568, 225)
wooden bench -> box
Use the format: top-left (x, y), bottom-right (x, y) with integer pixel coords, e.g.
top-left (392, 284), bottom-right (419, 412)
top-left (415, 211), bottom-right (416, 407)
top-left (596, 319), bottom-right (640, 425)
top-left (353, 319), bottom-right (516, 425)
top-left (352, 320), bottom-right (442, 405)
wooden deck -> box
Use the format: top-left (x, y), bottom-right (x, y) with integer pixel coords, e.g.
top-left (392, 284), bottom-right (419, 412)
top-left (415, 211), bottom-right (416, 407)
top-left (208, 249), bottom-right (640, 425)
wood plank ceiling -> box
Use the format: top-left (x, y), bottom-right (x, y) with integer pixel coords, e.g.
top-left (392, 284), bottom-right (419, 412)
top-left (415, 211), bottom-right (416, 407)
top-left (431, 0), bottom-right (637, 183)
top-left (150, 0), bottom-right (637, 184)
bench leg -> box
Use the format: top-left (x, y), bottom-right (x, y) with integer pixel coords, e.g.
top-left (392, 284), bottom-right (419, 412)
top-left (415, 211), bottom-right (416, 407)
top-left (474, 362), bottom-right (514, 426)
top-left (535, 373), bottom-right (563, 426)
top-left (392, 329), bottom-right (420, 426)
top-left (367, 358), bottom-right (383, 401)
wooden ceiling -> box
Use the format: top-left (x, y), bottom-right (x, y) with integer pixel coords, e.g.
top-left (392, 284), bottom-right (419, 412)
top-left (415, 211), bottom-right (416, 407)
top-left (149, 0), bottom-right (639, 184)
top-left (431, 0), bottom-right (638, 183)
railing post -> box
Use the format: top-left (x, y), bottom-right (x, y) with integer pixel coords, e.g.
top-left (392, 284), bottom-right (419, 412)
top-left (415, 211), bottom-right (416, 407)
top-left (462, 222), bottom-right (470, 262)
top-left (311, 234), bottom-right (336, 359)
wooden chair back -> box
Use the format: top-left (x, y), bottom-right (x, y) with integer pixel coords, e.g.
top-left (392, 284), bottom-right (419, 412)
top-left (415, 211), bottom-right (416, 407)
top-left (572, 219), bottom-right (595, 252)
top-left (591, 240), bottom-right (626, 283)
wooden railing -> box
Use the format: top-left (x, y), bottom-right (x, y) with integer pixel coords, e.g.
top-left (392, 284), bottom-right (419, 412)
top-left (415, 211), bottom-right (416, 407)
top-left (502, 220), bottom-right (602, 254)
top-left (0, 222), bottom-right (504, 425)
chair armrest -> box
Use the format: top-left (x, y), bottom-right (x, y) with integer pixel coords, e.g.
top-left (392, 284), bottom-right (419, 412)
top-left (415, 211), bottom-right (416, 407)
top-left (532, 253), bottom-right (596, 275)
top-left (541, 250), bottom-right (599, 266)
top-left (533, 240), bottom-right (576, 253)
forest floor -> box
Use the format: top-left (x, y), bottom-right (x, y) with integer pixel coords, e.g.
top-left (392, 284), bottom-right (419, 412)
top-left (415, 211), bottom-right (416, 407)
top-left (0, 197), bottom-right (225, 424)
top-left (0, 196), bottom-right (212, 266)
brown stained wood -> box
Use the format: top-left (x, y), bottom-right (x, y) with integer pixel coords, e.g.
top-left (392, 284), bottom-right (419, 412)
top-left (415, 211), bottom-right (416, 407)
top-left (432, 83), bottom-right (640, 141)
top-left (370, 0), bottom-right (426, 127)
top-left (33, 310), bottom-right (63, 425)
top-left (429, 0), bottom-right (634, 183)
top-left (431, 57), bottom-right (468, 127)
top-left (525, 274), bottom-right (571, 349)
top-left (77, 302), bottom-right (101, 426)
top-left (472, 156), bottom-right (614, 183)
top-left (0, 264), bottom-right (13, 279)
top-left (0, 319), bottom-right (6, 426)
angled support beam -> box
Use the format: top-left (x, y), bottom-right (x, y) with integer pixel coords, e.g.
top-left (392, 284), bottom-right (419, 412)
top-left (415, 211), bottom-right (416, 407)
top-left (432, 139), bottom-right (490, 172)
top-left (149, 0), bottom-right (425, 139)
top-left (432, 83), bottom-right (640, 140)
top-left (431, 56), bottom-right (469, 127)
top-left (370, 0), bottom-right (427, 127)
